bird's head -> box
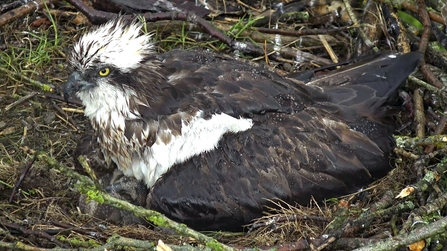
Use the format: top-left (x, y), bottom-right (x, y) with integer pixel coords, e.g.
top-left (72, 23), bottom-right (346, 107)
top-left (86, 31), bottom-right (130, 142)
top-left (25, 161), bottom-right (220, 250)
top-left (63, 18), bottom-right (164, 117)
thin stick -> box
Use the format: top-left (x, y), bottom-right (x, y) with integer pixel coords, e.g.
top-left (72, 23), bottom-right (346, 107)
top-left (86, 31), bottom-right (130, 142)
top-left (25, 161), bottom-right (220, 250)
top-left (3, 91), bottom-right (38, 112)
top-left (0, 66), bottom-right (54, 91)
top-left (0, 0), bottom-right (58, 27)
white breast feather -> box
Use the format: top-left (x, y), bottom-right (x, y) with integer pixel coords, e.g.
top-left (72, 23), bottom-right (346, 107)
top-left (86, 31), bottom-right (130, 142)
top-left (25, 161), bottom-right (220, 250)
top-left (138, 111), bottom-right (253, 188)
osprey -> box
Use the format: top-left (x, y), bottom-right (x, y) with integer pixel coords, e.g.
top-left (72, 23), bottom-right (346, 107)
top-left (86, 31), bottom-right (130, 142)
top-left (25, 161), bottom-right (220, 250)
top-left (64, 18), bottom-right (421, 231)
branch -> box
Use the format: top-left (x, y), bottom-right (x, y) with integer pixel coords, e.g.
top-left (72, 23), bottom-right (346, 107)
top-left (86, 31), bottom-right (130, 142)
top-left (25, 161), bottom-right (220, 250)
top-left (353, 216), bottom-right (447, 251)
top-left (65, 0), bottom-right (270, 58)
top-left (0, 0), bottom-right (58, 27)
top-left (394, 135), bottom-right (447, 149)
top-left (0, 66), bottom-right (54, 92)
top-left (35, 152), bottom-right (234, 251)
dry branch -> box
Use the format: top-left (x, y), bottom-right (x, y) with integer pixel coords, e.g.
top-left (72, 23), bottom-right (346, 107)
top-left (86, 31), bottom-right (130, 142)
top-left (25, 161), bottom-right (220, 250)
top-left (3, 92), bottom-right (38, 112)
top-left (0, 0), bottom-right (58, 27)
top-left (395, 135), bottom-right (447, 149)
top-left (65, 0), bottom-right (268, 58)
top-left (0, 66), bottom-right (54, 92)
top-left (413, 88), bottom-right (426, 138)
top-left (353, 216), bottom-right (447, 251)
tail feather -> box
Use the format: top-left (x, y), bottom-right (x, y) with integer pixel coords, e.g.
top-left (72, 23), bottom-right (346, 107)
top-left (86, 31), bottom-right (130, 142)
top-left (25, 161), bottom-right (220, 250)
top-left (307, 52), bottom-right (422, 114)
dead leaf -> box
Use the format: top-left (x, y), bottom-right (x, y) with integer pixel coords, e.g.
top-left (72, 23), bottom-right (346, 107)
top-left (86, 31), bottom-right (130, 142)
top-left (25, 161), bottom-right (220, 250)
top-left (338, 199), bottom-right (349, 208)
top-left (395, 186), bottom-right (415, 199)
top-left (408, 239), bottom-right (425, 251)
top-left (157, 240), bottom-right (173, 251)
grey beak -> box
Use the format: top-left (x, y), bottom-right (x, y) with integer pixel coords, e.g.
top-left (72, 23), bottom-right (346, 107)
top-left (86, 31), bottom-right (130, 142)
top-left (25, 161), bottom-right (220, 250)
top-left (64, 72), bottom-right (82, 102)
top-left (63, 72), bottom-right (95, 102)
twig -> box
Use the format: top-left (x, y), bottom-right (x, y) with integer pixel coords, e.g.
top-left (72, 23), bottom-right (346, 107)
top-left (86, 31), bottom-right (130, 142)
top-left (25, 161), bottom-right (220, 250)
top-left (89, 185), bottom-right (235, 251)
top-left (319, 35), bottom-right (338, 63)
top-left (398, 90), bottom-right (414, 118)
top-left (0, 237), bottom-right (153, 251)
top-left (323, 200), bottom-right (415, 249)
top-left (254, 26), bottom-right (352, 36)
top-left (264, 43), bottom-right (332, 66)
top-left (400, 152), bottom-right (447, 231)
top-left (0, 0), bottom-right (57, 27)
top-left (1, 222), bottom-right (68, 248)
top-left (394, 148), bottom-right (420, 160)
top-left (3, 91), bottom-right (38, 112)
top-left (401, 0), bottom-right (446, 25)
top-left (400, 173), bottom-right (447, 234)
top-left (443, 3), bottom-right (447, 25)
top-left (431, 21), bottom-right (447, 49)
top-left (61, 107), bottom-right (84, 113)
top-left (66, 0), bottom-right (267, 58)
top-left (44, 93), bottom-right (83, 106)
top-left (312, 236), bottom-right (337, 251)
top-left (51, 221), bottom-right (107, 240)
top-left (345, 201), bottom-right (415, 237)
top-left (0, 235), bottom-right (232, 251)
top-left (417, 0), bottom-right (431, 55)
top-left (0, 66), bottom-right (54, 92)
top-left (420, 63), bottom-right (445, 89)
top-left (77, 155), bottom-right (102, 189)
top-left (54, 113), bottom-right (78, 131)
top-left (416, 0), bottom-right (445, 89)
top-left (425, 106), bottom-right (447, 153)
top-left (248, 214), bottom-right (329, 233)
top-left (236, 0), bottom-right (262, 13)
top-left (353, 216), bottom-right (447, 251)
top-left (413, 88), bottom-right (426, 137)
top-left (49, 100), bottom-right (78, 128)
top-left (408, 76), bottom-right (447, 100)
top-left (331, 238), bottom-right (383, 250)
top-left (366, 190), bottom-right (395, 213)
top-left (342, 0), bottom-right (378, 52)
top-left (403, 149), bottom-right (447, 211)
top-left (0, 1), bottom-right (22, 12)
top-left (9, 156), bottom-right (36, 203)
top-left (394, 135), bottom-right (447, 149)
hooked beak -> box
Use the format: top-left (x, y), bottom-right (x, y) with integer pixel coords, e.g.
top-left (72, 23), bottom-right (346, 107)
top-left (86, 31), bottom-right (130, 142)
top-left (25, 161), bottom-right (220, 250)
top-left (63, 72), bottom-right (95, 102)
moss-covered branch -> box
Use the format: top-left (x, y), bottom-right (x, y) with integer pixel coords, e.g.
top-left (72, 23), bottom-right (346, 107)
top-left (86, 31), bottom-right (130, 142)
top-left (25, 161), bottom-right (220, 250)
top-left (353, 216), bottom-right (447, 251)
top-left (35, 152), bottom-right (234, 251)
top-left (394, 135), bottom-right (447, 149)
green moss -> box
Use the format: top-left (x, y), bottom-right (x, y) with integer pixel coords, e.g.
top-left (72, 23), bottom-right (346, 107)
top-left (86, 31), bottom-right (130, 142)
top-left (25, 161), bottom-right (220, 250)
top-left (148, 215), bottom-right (167, 226)
top-left (206, 240), bottom-right (225, 251)
top-left (87, 190), bottom-right (105, 203)
top-left (74, 183), bottom-right (95, 195)
top-left (56, 235), bottom-right (101, 248)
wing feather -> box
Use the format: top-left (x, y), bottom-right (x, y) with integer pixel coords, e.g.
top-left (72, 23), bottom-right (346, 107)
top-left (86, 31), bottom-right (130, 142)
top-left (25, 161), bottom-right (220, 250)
top-left (144, 50), bottom-right (421, 230)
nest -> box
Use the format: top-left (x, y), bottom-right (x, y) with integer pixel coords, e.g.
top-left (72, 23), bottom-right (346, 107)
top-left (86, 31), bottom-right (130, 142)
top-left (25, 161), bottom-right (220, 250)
top-left (1, 0), bottom-right (447, 250)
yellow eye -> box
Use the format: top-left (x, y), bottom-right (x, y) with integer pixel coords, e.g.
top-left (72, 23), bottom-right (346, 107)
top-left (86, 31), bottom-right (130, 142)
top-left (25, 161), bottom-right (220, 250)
top-left (98, 67), bottom-right (110, 77)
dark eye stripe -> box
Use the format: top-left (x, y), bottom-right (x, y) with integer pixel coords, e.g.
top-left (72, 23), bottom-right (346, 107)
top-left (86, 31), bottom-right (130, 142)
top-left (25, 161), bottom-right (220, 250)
top-left (77, 40), bottom-right (112, 68)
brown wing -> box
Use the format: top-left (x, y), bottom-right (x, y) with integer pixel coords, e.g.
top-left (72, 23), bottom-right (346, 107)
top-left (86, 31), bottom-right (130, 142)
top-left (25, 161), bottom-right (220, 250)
top-left (145, 51), bottom-right (421, 231)
top-left (148, 100), bottom-right (392, 231)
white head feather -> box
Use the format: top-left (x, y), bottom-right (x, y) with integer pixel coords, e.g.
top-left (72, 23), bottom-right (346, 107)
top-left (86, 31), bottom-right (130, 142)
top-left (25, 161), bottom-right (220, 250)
top-left (70, 18), bottom-right (154, 72)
